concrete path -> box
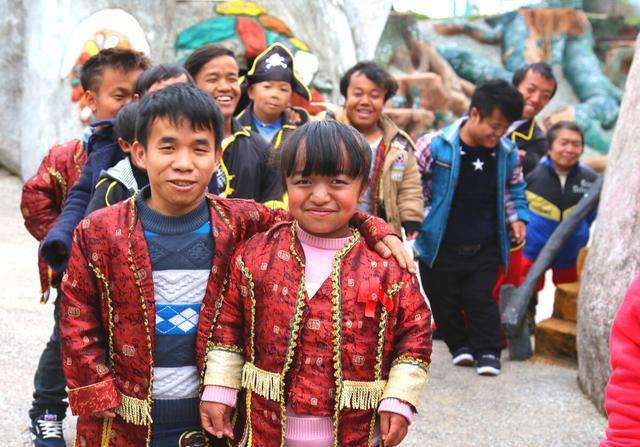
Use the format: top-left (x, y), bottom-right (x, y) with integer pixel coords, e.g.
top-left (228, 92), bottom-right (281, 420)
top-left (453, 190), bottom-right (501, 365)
top-left (0, 169), bottom-right (606, 446)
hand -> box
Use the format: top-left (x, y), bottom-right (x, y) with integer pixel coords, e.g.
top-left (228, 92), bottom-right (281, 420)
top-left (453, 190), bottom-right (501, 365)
top-left (375, 235), bottom-right (417, 274)
top-left (285, 107), bottom-right (304, 125)
top-left (52, 241), bottom-right (68, 257)
top-left (200, 402), bottom-right (234, 439)
top-left (405, 231), bottom-right (419, 241)
top-left (510, 221), bottom-right (526, 245)
top-left (380, 411), bottom-right (409, 446)
top-left (518, 149), bottom-right (526, 160)
top-left (92, 408), bottom-right (116, 419)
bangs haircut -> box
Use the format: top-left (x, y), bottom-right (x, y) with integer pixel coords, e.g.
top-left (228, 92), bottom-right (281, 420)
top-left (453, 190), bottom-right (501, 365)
top-left (80, 47), bottom-right (151, 92)
top-left (114, 101), bottom-right (138, 143)
top-left (134, 63), bottom-right (195, 96)
top-left (184, 44), bottom-right (236, 78)
top-left (280, 120), bottom-right (371, 188)
top-left (470, 79), bottom-right (524, 123)
top-left (135, 83), bottom-right (224, 150)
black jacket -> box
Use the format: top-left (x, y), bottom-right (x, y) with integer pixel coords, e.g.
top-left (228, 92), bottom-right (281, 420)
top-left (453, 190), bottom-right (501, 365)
top-left (509, 119), bottom-right (548, 176)
top-left (524, 157), bottom-right (598, 268)
top-left (85, 157), bottom-right (148, 216)
top-left (216, 119), bottom-right (283, 205)
top-left (236, 104), bottom-right (308, 150)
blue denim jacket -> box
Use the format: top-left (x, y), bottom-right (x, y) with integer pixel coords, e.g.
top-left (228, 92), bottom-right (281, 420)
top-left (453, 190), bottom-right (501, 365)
top-left (414, 119), bottom-right (529, 268)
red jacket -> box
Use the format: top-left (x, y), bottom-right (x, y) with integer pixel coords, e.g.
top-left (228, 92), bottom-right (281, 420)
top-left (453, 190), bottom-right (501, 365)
top-left (61, 195), bottom-right (393, 446)
top-left (20, 139), bottom-right (86, 301)
top-left (601, 274), bottom-right (640, 446)
top-left (205, 222), bottom-right (432, 446)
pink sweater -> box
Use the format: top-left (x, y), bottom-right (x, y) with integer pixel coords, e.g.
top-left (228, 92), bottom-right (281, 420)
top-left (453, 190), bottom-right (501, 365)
top-left (202, 225), bottom-right (413, 445)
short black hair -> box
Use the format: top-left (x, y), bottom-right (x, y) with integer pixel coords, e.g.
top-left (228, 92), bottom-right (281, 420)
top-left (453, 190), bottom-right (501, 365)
top-left (80, 48), bottom-right (151, 92)
top-left (135, 83), bottom-right (224, 150)
top-left (279, 120), bottom-right (372, 190)
top-left (340, 61), bottom-right (398, 101)
top-left (512, 62), bottom-right (557, 97)
top-left (134, 63), bottom-right (195, 96)
top-left (547, 120), bottom-right (584, 147)
top-left (470, 79), bottom-right (524, 123)
top-left (114, 102), bottom-right (138, 143)
top-left (183, 45), bottom-right (236, 78)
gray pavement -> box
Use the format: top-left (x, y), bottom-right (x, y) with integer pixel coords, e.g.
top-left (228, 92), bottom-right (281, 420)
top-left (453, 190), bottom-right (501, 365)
top-left (0, 169), bottom-right (606, 446)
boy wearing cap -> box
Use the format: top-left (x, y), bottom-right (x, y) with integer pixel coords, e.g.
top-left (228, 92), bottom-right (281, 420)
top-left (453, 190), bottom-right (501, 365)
top-left (236, 43), bottom-right (310, 149)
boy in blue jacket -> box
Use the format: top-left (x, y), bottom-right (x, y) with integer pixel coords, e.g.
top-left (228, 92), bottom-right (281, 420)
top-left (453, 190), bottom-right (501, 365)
top-left (41, 48), bottom-right (150, 273)
top-left (414, 79), bottom-right (529, 376)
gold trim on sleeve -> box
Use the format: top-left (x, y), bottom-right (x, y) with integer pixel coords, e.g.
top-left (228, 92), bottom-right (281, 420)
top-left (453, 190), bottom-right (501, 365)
top-left (381, 362), bottom-right (430, 409)
top-left (204, 349), bottom-right (245, 389)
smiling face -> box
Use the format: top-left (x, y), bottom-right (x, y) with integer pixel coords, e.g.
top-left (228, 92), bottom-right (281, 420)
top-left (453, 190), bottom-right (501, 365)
top-left (248, 80), bottom-right (292, 124)
top-left (286, 148), bottom-right (365, 239)
top-left (463, 107), bottom-right (511, 149)
top-left (194, 55), bottom-right (241, 122)
top-left (131, 117), bottom-right (219, 216)
top-left (517, 70), bottom-right (556, 119)
top-left (344, 71), bottom-right (385, 133)
top-left (548, 128), bottom-right (583, 171)
top-left (86, 67), bottom-right (143, 120)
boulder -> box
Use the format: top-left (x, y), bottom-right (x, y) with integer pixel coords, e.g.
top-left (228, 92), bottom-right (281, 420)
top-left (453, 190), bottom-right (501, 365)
top-left (577, 34), bottom-right (640, 413)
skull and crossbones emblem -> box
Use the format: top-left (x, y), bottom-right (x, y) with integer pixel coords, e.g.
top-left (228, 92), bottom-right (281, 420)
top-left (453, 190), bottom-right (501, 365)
top-left (265, 53), bottom-right (288, 70)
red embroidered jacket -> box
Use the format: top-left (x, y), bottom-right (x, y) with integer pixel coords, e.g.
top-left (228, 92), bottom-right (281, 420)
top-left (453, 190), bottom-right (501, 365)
top-left (21, 139), bottom-right (86, 301)
top-left (204, 222), bottom-right (432, 446)
top-left (60, 195), bottom-right (394, 446)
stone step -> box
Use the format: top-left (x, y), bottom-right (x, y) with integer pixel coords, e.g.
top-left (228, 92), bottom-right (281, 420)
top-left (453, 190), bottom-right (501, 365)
top-left (534, 317), bottom-right (577, 361)
top-left (552, 282), bottom-right (579, 322)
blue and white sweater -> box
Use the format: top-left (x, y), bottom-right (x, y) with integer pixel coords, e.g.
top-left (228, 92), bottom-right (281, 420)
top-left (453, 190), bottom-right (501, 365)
top-left (136, 189), bottom-right (213, 424)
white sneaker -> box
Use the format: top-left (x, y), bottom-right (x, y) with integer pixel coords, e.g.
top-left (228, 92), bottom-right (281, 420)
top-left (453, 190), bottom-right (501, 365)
top-left (452, 347), bottom-right (475, 367)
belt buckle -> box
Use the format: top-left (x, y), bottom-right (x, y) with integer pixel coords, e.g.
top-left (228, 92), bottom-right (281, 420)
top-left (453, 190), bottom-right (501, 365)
top-left (457, 244), bottom-right (481, 256)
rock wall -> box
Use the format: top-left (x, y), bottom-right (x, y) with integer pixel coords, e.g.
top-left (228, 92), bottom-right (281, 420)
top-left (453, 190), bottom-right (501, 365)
top-left (0, 0), bottom-right (26, 174)
top-left (577, 34), bottom-right (640, 412)
top-left (0, 0), bottom-right (392, 179)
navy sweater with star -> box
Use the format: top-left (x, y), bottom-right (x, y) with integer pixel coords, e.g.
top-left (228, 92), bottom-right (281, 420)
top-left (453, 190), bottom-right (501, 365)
top-left (136, 188), bottom-right (213, 424)
top-left (443, 142), bottom-right (498, 246)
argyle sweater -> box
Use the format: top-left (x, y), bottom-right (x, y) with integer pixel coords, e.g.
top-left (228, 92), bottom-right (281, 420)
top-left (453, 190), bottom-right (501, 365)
top-left (136, 189), bottom-right (213, 424)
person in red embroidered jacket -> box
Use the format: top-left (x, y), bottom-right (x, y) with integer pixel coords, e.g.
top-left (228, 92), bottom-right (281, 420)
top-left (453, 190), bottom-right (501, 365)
top-left (60, 84), bottom-right (415, 446)
top-left (200, 120), bottom-right (432, 447)
top-left (601, 274), bottom-right (640, 446)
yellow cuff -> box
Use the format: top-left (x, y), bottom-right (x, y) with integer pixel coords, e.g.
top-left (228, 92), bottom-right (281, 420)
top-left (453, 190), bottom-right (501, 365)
top-left (381, 362), bottom-right (429, 409)
top-left (204, 348), bottom-right (245, 389)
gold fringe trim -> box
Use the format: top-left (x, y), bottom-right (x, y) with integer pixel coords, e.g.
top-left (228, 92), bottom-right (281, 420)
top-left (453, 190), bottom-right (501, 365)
top-left (339, 380), bottom-right (387, 410)
top-left (242, 363), bottom-right (282, 402)
top-left (115, 393), bottom-right (153, 426)
top-left (242, 362), bottom-right (281, 402)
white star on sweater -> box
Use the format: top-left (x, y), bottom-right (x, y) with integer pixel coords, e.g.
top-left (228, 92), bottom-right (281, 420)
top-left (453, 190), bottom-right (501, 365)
top-left (472, 158), bottom-right (484, 171)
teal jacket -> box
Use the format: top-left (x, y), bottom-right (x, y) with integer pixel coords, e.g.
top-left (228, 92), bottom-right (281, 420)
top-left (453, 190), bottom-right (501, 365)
top-left (414, 119), bottom-right (529, 267)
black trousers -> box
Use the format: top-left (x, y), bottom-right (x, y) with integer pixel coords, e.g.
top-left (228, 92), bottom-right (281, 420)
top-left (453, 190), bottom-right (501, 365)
top-left (29, 292), bottom-right (68, 420)
top-left (419, 243), bottom-right (502, 357)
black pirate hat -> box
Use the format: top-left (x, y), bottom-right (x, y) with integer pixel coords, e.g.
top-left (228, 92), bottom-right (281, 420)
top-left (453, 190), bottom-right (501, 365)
top-left (240, 43), bottom-right (311, 101)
